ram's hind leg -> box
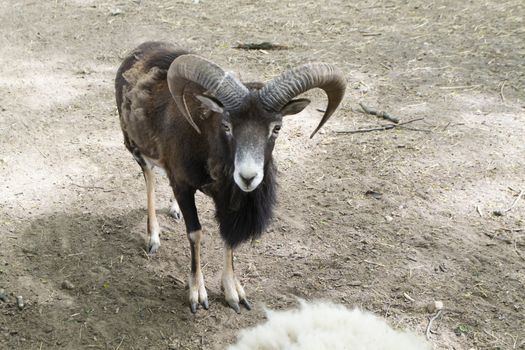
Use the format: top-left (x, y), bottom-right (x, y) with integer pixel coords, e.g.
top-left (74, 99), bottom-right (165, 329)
top-left (143, 166), bottom-right (161, 254)
top-left (131, 148), bottom-right (161, 255)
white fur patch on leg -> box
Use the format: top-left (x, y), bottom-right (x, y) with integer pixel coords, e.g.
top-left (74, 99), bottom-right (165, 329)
top-left (222, 270), bottom-right (240, 305)
top-left (234, 278), bottom-right (246, 300)
top-left (189, 271), bottom-right (207, 304)
top-left (148, 222), bottom-right (161, 254)
top-left (143, 155), bottom-right (166, 176)
top-left (221, 269), bottom-right (250, 313)
top-left (221, 247), bottom-right (250, 312)
top-left (228, 301), bottom-right (431, 350)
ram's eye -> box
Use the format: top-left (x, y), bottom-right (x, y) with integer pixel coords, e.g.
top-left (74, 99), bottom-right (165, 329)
top-left (272, 125), bottom-right (281, 135)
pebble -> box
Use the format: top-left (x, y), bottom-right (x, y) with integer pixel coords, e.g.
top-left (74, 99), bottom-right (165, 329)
top-left (0, 289), bottom-right (7, 302)
top-left (385, 215), bottom-right (394, 222)
top-left (61, 280), bottom-right (75, 290)
top-left (16, 296), bottom-right (24, 310)
top-left (110, 8), bottom-right (124, 16)
top-left (426, 300), bottom-right (444, 313)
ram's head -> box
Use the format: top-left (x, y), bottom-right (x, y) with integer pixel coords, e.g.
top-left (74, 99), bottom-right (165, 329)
top-left (168, 56), bottom-right (346, 192)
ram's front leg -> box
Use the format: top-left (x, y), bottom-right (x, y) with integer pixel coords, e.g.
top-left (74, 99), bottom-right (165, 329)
top-left (221, 246), bottom-right (251, 313)
top-left (174, 188), bottom-right (208, 313)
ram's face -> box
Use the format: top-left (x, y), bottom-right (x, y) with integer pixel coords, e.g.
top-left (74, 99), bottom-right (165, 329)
top-left (196, 92), bottom-right (310, 192)
top-left (226, 106), bottom-right (281, 192)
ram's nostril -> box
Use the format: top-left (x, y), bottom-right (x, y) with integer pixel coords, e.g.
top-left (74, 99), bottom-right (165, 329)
top-left (240, 174), bottom-right (256, 186)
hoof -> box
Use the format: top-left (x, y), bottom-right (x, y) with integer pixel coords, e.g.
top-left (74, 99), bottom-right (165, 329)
top-left (240, 298), bottom-right (252, 311)
top-left (189, 298), bottom-right (209, 313)
top-left (227, 300), bottom-right (241, 314)
top-left (189, 272), bottom-right (208, 313)
top-left (147, 239), bottom-right (160, 255)
top-left (169, 209), bottom-right (182, 221)
top-left (169, 201), bottom-right (182, 222)
top-left (190, 302), bottom-right (198, 314)
top-left (222, 273), bottom-right (250, 314)
top-left (226, 298), bottom-right (251, 313)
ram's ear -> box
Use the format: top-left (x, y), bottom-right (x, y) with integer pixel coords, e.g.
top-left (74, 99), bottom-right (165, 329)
top-left (196, 95), bottom-right (224, 114)
top-left (280, 98), bottom-right (311, 116)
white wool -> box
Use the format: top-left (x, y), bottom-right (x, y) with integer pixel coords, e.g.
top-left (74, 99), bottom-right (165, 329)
top-left (228, 301), bottom-right (430, 350)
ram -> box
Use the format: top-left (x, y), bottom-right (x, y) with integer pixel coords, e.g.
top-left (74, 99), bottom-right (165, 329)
top-left (115, 41), bottom-right (345, 313)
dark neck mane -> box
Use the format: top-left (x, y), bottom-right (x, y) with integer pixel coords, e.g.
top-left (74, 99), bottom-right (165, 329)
top-left (210, 161), bottom-right (277, 248)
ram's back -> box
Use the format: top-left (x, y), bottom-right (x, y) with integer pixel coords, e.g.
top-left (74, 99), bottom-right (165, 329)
top-left (114, 42), bottom-right (214, 188)
top-left (115, 42), bottom-right (191, 160)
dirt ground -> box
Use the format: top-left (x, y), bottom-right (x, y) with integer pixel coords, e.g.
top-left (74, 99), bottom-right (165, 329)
top-left (1, 0), bottom-right (524, 349)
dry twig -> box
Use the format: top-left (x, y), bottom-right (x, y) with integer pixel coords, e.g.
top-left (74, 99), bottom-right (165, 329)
top-left (335, 118), bottom-right (425, 134)
top-left (115, 336), bottom-right (125, 350)
top-left (493, 190), bottom-right (524, 216)
top-left (499, 81), bottom-right (506, 103)
top-left (426, 309), bottom-right (443, 340)
top-left (359, 102), bottom-right (400, 123)
top-left (398, 126), bottom-right (432, 133)
top-left (234, 42), bottom-right (288, 50)
top-left (71, 183), bottom-right (106, 190)
top-left (167, 274), bottom-right (186, 286)
top-left (514, 241), bottom-right (525, 261)
top-left (438, 84), bottom-right (482, 90)
top-left (403, 292), bottom-right (415, 302)
top-left (476, 205), bottom-right (483, 217)
top-left (363, 259), bottom-right (385, 267)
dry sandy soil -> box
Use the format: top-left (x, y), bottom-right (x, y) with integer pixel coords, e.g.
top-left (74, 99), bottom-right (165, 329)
top-left (1, 0), bottom-right (524, 349)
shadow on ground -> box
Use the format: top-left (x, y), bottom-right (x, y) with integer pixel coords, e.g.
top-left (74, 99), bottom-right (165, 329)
top-left (1, 210), bottom-right (223, 349)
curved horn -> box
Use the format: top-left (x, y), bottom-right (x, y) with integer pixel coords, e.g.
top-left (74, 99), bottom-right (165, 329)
top-left (259, 63), bottom-right (346, 138)
top-left (167, 54), bottom-right (249, 133)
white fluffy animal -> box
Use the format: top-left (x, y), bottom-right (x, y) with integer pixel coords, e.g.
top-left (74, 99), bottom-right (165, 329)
top-left (228, 301), bottom-right (430, 350)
